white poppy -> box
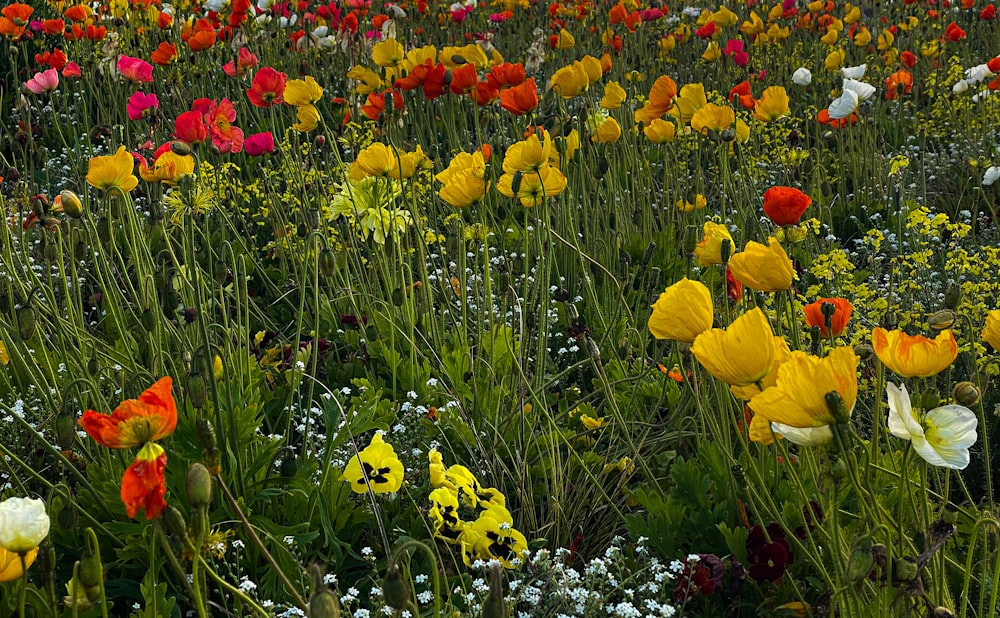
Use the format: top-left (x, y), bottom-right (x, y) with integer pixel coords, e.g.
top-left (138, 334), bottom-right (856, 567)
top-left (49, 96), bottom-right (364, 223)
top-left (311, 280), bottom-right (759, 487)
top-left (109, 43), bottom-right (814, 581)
top-left (984, 166), bottom-right (1000, 186)
top-left (842, 78), bottom-right (876, 101)
top-left (953, 79), bottom-right (970, 94)
top-left (887, 383), bottom-right (978, 470)
top-left (827, 88), bottom-right (859, 119)
top-left (0, 497), bottom-right (50, 553)
top-left (792, 67), bottom-right (812, 86)
top-left (964, 63), bottom-right (994, 84)
top-left (772, 423), bottom-right (833, 447)
top-left (841, 64), bottom-right (867, 79)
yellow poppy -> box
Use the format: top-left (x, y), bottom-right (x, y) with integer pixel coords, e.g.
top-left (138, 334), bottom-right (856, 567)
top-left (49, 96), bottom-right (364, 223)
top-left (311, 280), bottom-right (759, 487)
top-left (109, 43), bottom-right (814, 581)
top-left (727, 237), bottom-right (794, 292)
top-left (353, 142), bottom-right (397, 178)
top-left (292, 104), bottom-right (321, 132)
top-left (694, 221), bottom-right (734, 266)
top-left (702, 42), bottom-right (722, 62)
top-left (676, 194), bottom-right (707, 212)
top-left (824, 48), bottom-right (846, 72)
top-left (549, 61), bottom-right (591, 98)
top-left (691, 307), bottom-right (775, 388)
top-left (555, 28), bottom-right (575, 49)
top-left (872, 328), bottom-right (958, 378)
top-left (690, 103), bottom-right (734, 134)
top-left (671, 83), bottom-right (707, 124)
top-left (753, 86), bottom-right (790, 122)
top-left (502, 132), bottom-right (553, 173)
top-left (589, 115), bottom-right (621, 143)
top-left (283, 75), bottom-right (323, 106)
top-left (347, 65), bottom-right (384, 95)
top-left (438, 170), bottom-right (489, 207)
top-left (600, 81), bottom-right (626, 110)
top-left (496, 165), bottom-right (567, 208)
top-left (749, 347), bottom-right (859, 428)
top-left (139, 150), bottom-right (195, 186)
top-left (647, 278), bottom-right (714, 343)
top-left (983, 310), bottom-right (1000, 350)
top-left (644, 118), bottom-right (677, 143)
top-left (731, 336), bottom-right (792, 400)
top-left (0, 546), bottom-right (38, 582)
top-left (86, 146), bottom-right (139, 193)
top-left (372, 38), bottom-right (404, 67)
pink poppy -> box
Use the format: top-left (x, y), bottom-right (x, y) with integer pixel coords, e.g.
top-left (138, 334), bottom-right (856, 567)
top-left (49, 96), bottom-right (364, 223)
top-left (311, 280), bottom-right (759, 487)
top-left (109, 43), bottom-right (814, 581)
top-left (127, 91), bottom-right (160, 121)
top-left (244, 132), bottom-right (275, 156)
top-left (192, 98), bottom-right (244, 153)
top-left (118, 55), bottom-right (154, 83)
top-left (222, 47), bottom-right (259, 77)
top-left (62, 62), bottom-right (81, 78)
top-left (723, 40), bottom-right (749, 67)
top-left (24, 68), bottom-right (59, 94)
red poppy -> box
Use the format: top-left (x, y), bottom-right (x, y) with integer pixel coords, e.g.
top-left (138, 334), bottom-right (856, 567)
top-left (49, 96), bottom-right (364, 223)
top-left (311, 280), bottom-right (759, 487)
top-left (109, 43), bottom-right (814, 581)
top-left (728, 80), bottom-right (755, 109)
top-left (900, 50), bottom-right (917, 68)
top-left (884, 69), bottom-right (914, 99)
top-left (361, 89), bottom-right (403, 121)
top-left (981, 4), bottom-right (997, 18)
top-left (473, 80), bottom-right (499, 106)
top-left (151, 41), bottom-right (178, 65)
top-left (63, 4), bottom-right (89, 22)
top-left (726, 267), bottom-right (743, 303)
top-left (247, 66), bottom-right (287, 107)
top-left (762, 186), bottom-right (811, 226)
top-left (817, 108), bottom-right (857, 127)
top-left (500, 77), bottom-right (538, 115)
top-left (944, 22), bottom-right (966, 41)
top-left (989, 56), bottom-right (1000, 72)
top-left (174, 110), bottom-right (208, 144)
top-left (449, 63), bottom-right (479, 95)
top-left (36, 49), bottom-right (67, 70)
top-left (487, 62), bottom-right (526, 89)
top-left (121, 443), bottom-right (168, 519)
top-left (609, 3), bottom-right (627, 24)
top-left (79, 378), bottom-right (177, 449)
top-left (41, 18), bottom-right (65, 35)
top-left (422, 63), bottom-right (447, 99)
top-left (803, 297), bottom-right (853, 338)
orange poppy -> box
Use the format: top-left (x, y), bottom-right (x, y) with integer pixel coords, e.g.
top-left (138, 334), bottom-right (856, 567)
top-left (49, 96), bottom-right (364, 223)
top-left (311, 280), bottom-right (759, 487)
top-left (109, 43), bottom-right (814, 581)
top-left (762, 186), bottom-right (811, 226)
top-left (151, 41), bottom-right (178, 65)
top-left (500, 78), bottom-right (539, 115)
top-left (884, 69), bottom-right (914, 99)
top-left (78, 377), bottom-right (177, 449)
top-left (803, 297), bottom-right (853, 337)
top-left (121, 442), bottom-right (168, 519)
top-left (449, 63), bottom-right (479, 95)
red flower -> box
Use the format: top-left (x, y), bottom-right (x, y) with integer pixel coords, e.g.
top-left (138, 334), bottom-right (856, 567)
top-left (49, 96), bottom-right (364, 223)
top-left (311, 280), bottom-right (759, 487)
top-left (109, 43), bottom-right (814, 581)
top-left (762, 186), bottom-right (811, 226)
top-left (981, 4), bottom-right (997, 18)
top-left (726, 267), bottom-right (743, 303)
top-left (884, 69), bottom-right (914, 100)
top-left (944, 22), bottom-right (966, 41)
top-left (900, 50), bottom-right (917, 68)
top-left (449, 63), bottom-right (479, 95)
top-left (174, 110), bottom-right (208, 145)
top-left (728, 80), bottom-right (755, 109)
top-left (422, 63), bottom-right (447, 99)
top-left (121, 442), bottom-right (168, 519)
top-left (361, 89), bottom-right (403, 121)
top-left (151, 41), bottom-right (178, 65)
top-left (79, 377), bottom-right (177, 449)
top-left (500, 78), bottom-right (539, 115)
top-left (41, 18), bottom-right (65, 35)
top-left (803, 297), bottom-right (853, 337)
top-left (747, 524), bottom-right (794, 583)
top-left (244, 131), bottom-right (275, 156)
top-left (473, 80), bottom-right (499, 106)
top-left (247, 67), bottom-right (287, 107)
top-left (487, 62), bottom-right (526, 89)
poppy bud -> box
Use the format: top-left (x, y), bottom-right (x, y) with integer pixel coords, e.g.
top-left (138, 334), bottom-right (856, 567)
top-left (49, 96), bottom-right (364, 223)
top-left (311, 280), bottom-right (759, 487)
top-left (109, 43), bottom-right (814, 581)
top-left (74, 240), bottom-right (87, 260)
top-left (140, 309), bottom-right (157, 332)
top-left (511, 171), bottom-right (523, 194)
top-left (309, 590), bottom-right (342, 618)
top-left (720, 127), bottom-right (737, 142)
top-left (60, 190), bottom-right (84, 219)
top-left (170, 140), bottom-right (192, 156)
top-left (186, 372), bottom-right (207, 408)
top-left (928, 309), bottom-right (956, 331)
top-left (96, 219), bottom-right (111, 243)
top-left (391, 287), bottom-right (405, 307)
top-left (17, 306), bottom-right (36, 340)
top-left (944, 284), bottom-right (963, 310)
top-left (846, 544), bottom-right (874, 582)
top-left (920, 389), bottom-right (940, 410)
top-left (164, 505), bottom-right (188, 541)
top-left (55, 413), bottom-right (77, 450)
top-left (186, 462), bottom-right (213, 507)
top-left (892, 558), bottom-right (917, 583)
top-left (77, 552), bottom-right (103, 589)
top-left (57, 504), bottom-right (78, 531)
top-left (383, 566), bottom-right (411, 610)
top-left (481, 563), bottom-right (507, 618)
top-left (319, 248), bottom-right (338, 277)
top-left (853, 343), bottom-right (873, 360)
top-left (831, 458), bottom-right (848, 481)
top-left (953, 381), bottom-right (980, 406)
top-left (882, 311), bottom-right (898, 330)
top-left (930, 608), bottom-right (956, 618)
top-left (280, 453), bottom-right (299, 477)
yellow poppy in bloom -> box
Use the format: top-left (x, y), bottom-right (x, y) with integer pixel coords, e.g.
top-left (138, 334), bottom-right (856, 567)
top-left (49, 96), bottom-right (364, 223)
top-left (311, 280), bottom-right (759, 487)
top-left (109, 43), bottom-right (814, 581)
top-left (139, 150), bottom-right (195, 186)
top-left (0, 340), bottom-right (8, 366)
top-left (347, 65), bottom-right (384, 95)
top-left (372, 38), bottom-right (404, 67)
top-left (728, 237), bottom-right (794, 292)
top-left (353, 142), bottom-right (397, 178)
top-left (86, 146), bottom-right (139, 193)
top-left (440, 44), bottom-right (488, 70)
top-left (877, 30), bottom-right (894, 51)
top-left (670, 83), bottom-right (708, 124)
top-left (691, 103), bottom-right (734, 134)
top-left (439, 170), bottom-right (489, 207)
top-left (284, 75), bottom-right (323, 106)
top-left (741, 11), bottom-right (765, 36)
top-left (676, 194), bottom-right (707, 211)
top-left (588, 113), bottom-right (621, 143)
top-left (340, 433), bottom-right (405, 494)
top-left (634, 75), bottom-right (677, 125)
top-left (503, 132), bottom-right (553, 173)
top-left (843, 4), bottom-right (861, 23)
top-left (753, 86), bottom-right (790, 122)
top-left (496, 165), bottom-right (567, 207)
top-left (292, 104), bottom-right (321, 132)
top-left (600, 81), bottom-right (626, 110)
top-left (821, 27), bottom-right (839, 45)
top-left (549, 61), bottom-right (591, 98)
top-left (712, 5), bottom-right (738, 26)
top-left (749, 346), bottom-right (859, 428)
top-left (871, 328), bottom-right (958, 378)
top-left (555, 28), bottom-right (575, 49)
top-left (983, 310), bottom-right (1000, 350)
top-left (0, 546), bottom-right (37, 582)
top-left (647, 278), bottom-right (714, 342)
top-left (389, 145), bottom-right (432, 180)
top-left (644, 118), bottom-right (677, 143)
top-left (853, 27), bottom-right (871, 46)
top-left (694, 221), bottom-right (734, 266)
top-left (731, 335), bottom-right (792, 400)
top-left (436, 151), bottom-right (487, 185)
top-left (702, 42), bottom-right (722, 62)
top-left (691, 307), bottom-right (775, 388)
top-left (824, 48), bottom-right (846, 72)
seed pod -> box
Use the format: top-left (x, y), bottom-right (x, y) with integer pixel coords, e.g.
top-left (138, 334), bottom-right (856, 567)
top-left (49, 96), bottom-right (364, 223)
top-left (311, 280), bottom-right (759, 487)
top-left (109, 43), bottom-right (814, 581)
top-left (186, 463), bottom-right (213, 507)
top-left (481, 563), bottom-right (507, 618)
top-left (944, 284), bottom-right (963, 310)
top-left (96, 219), bottom-right (111, 244)
top-left (382, 566), bottom-right (411, 610)
top-left (196, 419), bottom-right (218, 452)
top-left (892, 558), bottom-right (917, 583)
top-left (953, 381), bottom-right (980, 407)
top-left (17, 306), bottom-right (36, 340)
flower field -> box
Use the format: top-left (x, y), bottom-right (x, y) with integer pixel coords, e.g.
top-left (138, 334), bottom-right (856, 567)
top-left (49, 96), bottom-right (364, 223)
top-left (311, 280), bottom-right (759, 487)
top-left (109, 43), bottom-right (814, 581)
top-left (2, 0), bottom-right (1000, 615)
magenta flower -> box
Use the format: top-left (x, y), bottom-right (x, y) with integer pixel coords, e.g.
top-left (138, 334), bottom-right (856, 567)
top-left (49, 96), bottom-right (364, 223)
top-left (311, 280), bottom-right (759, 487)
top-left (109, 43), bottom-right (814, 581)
top-left (244, 132), bottom-right (275, 156)
top-left (127, 92), bottom-right (160, 121)
top-left (25, 68), bottom-right (59, 94)
top-left (723, 40), bottom-right (749, 67)
top-left (118, 55), bottom-right (154, 83)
